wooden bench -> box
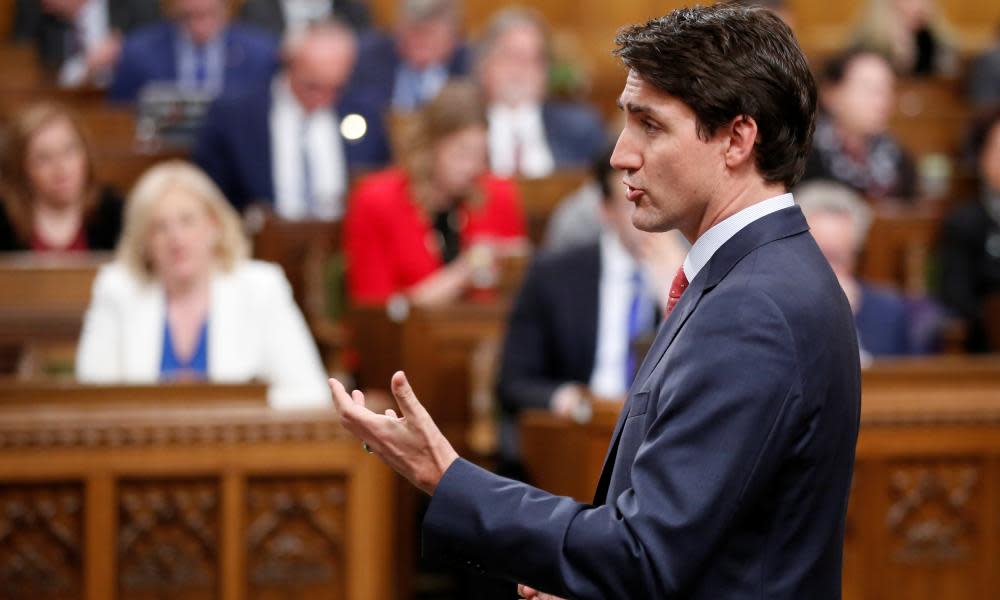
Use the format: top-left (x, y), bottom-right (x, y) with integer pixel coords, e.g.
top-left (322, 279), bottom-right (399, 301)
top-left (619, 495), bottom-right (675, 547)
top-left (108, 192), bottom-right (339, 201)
top-left (0, 382), bottom-right (395, 600)
top-left (520, 356), bottom-right (1000, 600)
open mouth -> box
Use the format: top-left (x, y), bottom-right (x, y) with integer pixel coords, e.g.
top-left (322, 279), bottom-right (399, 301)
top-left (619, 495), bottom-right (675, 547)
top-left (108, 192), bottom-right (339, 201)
top-left (624, 182), bottom-right (645, 203)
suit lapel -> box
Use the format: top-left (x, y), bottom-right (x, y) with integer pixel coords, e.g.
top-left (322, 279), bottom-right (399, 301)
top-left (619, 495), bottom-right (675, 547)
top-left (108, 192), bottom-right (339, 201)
top-left (590, 206), bottom-right (811, 505)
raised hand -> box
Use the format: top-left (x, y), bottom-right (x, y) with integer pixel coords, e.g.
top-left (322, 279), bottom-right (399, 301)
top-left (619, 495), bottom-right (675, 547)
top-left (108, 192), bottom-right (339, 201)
top-left (328, 371), bottom-right (458, 495)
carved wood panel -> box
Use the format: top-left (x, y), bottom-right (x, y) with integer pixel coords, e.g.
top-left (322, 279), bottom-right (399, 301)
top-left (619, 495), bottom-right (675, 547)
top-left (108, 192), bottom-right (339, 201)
top-left (0, 482), bottom-right (82, 600)
top-left (118, 479), bottom-right (219, 600)
top-left (246, 477), bottom-right (348, 600)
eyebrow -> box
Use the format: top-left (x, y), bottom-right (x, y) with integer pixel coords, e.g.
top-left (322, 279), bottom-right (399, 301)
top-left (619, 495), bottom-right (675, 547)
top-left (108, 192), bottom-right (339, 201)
top-left (616, 97), bottom-right (661, 120)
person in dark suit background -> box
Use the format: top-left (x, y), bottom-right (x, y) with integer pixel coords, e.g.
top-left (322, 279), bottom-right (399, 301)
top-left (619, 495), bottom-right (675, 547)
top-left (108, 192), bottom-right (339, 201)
top-left (12, 0), bottom-right (160, 87)
top-left (496, 148), bottom-right (685, 465)
top-left (938, 108), bottom-right (1000, 352)
top-left (193, 20), bottom-right (388, 217)
top-left (475, 8), bottom-right (607, 178)
top-left (346, 0), bottom-right (470, 114)
top-left (239, 0), bottom-right (372, 34)
top-left (329, 6), bottom-right (860, 600)
top-left (109, 0), bottom-right (279, 104)
top-left (796, 180), bottom-right (935, 360)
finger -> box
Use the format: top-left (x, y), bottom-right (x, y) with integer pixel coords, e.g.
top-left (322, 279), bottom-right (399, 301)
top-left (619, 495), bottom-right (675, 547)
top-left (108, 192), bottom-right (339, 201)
top-left (351, 389), bottom-right (366, 408)
top-left (385, 408), bottom-right (398, 419)
top-left (390, 371), bottom-right (427, 419)
top-left (328, 378), bottom-right (357, 415)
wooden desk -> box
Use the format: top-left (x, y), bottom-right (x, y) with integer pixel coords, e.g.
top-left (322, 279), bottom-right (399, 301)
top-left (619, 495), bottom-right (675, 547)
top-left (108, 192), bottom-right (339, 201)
top-left (0, 253), bottom-right (107, 376)
top-left (859, 206), bottom-right (941, 294)
top-left (0, 384), bottom-right (395, 600)
top-left (520, 356), bottom-right (1000, 600)
top-left (516, 170), bottom-right (590, 246)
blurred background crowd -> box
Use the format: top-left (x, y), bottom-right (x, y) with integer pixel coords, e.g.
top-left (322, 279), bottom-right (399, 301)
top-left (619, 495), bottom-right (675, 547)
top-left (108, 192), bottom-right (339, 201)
top-left (1, 0), bottom-right (1000, 598)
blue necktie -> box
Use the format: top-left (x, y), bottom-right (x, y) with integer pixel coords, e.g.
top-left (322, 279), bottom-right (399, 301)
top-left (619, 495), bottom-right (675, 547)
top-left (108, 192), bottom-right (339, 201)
top-left (193, 46), bottom-right (208, 88)
top-left (625, 269), bottom-right (648, 389)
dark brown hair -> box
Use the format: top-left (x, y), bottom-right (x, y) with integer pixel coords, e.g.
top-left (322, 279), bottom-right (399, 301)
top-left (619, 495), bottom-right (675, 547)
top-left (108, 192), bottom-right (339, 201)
top-left (0, 102), bottom-right (100, 243)
top-left (613, 4), bottom-right (817, 188)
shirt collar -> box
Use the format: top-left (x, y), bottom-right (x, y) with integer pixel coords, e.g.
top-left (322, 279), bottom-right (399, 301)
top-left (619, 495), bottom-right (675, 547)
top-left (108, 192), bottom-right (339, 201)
top-left (682, 193), bottom-right (794, 281)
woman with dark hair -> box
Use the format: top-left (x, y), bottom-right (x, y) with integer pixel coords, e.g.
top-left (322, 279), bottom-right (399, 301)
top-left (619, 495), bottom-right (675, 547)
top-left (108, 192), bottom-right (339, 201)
top-left (0, 102), bottom-right (123, 252)
top-left (343, 80), bottom-right (527, 306)
top-left (802, 48), bottom-right (917, 202)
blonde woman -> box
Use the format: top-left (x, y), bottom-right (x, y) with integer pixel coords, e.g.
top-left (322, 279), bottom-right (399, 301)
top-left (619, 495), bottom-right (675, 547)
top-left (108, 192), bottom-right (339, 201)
top-left (852, 0), bottom-right (958, 76)
top-left (343, 81), bottom-right (527, 306)
top-left (76, 161), bottom-right (329, 408)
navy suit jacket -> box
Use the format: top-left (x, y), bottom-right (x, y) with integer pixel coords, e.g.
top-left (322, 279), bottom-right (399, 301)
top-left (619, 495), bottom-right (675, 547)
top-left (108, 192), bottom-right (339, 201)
top-left (192, 83), bottom-right (391, 211)
top-left (345, 31), bottom-right (471, 113)
top-left (542, 102), bottom-right (608, 169)
top-left (423, 206), bottom-right (861, 599)
top-left (109, 22), bottom-right (279, 103)
top-left (856, 283), bottom-right (913, 356)
top-left (497, 242), bottom-right (601, 413)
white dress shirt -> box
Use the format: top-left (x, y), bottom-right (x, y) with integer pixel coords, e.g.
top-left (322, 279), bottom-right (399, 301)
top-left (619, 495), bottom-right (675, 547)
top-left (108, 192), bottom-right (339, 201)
top-left (270, 76), bottom-right (348, 220)
top-left (488, 103), bottom-right (555, 179)
top-left (59, 0), bottom-right (110, 86)
top-left (589, 231), bottom-right (657, 398)
top-left (683, 193), bottom-right (795, 281)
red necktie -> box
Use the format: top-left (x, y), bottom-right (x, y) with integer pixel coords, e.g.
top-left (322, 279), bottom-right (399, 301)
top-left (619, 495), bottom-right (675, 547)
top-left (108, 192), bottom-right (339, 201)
top-left (664, 267), bottom-right (689, 318)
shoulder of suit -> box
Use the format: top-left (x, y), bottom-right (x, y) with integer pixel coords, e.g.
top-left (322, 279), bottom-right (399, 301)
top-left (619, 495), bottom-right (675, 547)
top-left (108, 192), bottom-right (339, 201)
top-left (92, 261), bottom-right (147, 298)
top-left (532, 242), bottom-right (600, 276)
top-left (123, 21), bottom-right (172, 47)
top-left (225, 23), bottom-right (279, 49)
top-left (226, 260), bottom-right (291, 296)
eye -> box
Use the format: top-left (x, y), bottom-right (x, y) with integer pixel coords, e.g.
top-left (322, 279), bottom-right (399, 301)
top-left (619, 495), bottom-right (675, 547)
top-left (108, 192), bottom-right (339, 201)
top-left (641, 119), bottom-right (659, 133)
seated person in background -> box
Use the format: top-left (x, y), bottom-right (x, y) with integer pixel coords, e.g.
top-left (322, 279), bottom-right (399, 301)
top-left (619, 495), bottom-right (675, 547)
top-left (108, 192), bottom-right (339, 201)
top-left (239, 0), bottom-right (371, 34)
top-left (938, 108), bottom-right (1000, 352)
top-left (495, 148), bottom-right (686, 464)
top-left (76, 161), bottom-right (329, 408)
top-left (797, 180), bottom-right (933, 361)
top-left (110, 0), bottom-right (279, 104)
top-left (968, 32), bottom-right (1000, 109)
top-left (0, 102), bottom-right (123, 252)
top-left (12, 0), bottom-right (160, 87)
top-left (346, 0), bottom-right (469, 113)
top-left (344, 81), bottom-right (526, 306)
top-left (851, 0), bottom-right (957, 77)
top-left (476, 7), bottom-right (606, 179)
top-left (194, 21), bottom-right (388, 218)
top-left (803, 48), bottom-right (917, 203)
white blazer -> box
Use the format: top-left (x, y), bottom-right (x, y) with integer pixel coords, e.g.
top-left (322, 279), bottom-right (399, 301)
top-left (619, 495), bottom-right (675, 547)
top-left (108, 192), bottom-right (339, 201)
top-left (76, 260), bottom-right (330, 409)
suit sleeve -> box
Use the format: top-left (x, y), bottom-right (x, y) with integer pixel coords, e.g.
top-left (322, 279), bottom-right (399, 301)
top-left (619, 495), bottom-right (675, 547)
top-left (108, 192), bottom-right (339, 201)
top-left (424, 288), bottom-right (806, 599)
top-left (495, 258), bottom-right (564, 413)
top-left (192, 100), bottom-right (240, 210)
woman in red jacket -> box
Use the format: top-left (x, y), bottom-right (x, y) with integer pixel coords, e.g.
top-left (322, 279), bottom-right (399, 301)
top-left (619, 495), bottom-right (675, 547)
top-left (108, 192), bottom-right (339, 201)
top-left (344, 80), bottom-right (527, 306)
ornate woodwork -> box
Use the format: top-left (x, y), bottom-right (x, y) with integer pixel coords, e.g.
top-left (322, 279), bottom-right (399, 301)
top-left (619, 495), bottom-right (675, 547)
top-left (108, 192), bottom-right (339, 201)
top-left (117, 479), bottom-right (218, 598)
top-left (246, 477), bottom-right (348, 599)
top-left (0, 482), bottom-right (83, 599)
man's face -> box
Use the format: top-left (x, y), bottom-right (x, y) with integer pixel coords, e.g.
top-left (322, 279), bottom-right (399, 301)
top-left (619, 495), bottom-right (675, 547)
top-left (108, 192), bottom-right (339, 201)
top-left (480, 24), bottom-right (548, 107)
top-left (396, 17), bottom-right (456, 70)
top-left (610, 70), bottom-right (726, 242)
top-left (288, 34), bottom-right (357, 112)
top-left (173, 0), bottom-right (228, 45)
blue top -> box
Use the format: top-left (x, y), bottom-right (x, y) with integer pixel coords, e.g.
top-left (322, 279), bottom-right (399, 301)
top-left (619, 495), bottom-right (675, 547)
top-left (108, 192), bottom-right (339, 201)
top-left (160, 318), bottom-right (209, 381)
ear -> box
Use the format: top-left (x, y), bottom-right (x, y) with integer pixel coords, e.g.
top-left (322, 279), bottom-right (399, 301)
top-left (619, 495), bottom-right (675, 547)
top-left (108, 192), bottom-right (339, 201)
top-left (723, 114), bottom-right (759, 171)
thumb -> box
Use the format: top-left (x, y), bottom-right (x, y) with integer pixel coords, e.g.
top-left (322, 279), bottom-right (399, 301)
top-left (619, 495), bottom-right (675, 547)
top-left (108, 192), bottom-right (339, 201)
top-left (390, 371), bottom-right (427, 419)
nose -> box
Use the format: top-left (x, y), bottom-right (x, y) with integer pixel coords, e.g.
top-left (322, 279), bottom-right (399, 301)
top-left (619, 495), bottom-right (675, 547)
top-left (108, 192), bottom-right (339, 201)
top-left (610, 128), bottom-right (640, 173)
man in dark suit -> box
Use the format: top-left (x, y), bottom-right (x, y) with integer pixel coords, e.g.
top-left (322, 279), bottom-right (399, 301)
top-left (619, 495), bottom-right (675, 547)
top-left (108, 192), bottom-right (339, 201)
top-left (345, 0), bottom-right (469, 114)
top-left (476, 8), bottom-right (607, 178)
top-left (239, 0), bottom-right (371, 34)
top-left (109, 0), bottom-right (279, 103)
top-left (496, 148), bottom-right (686, 466)
top-left (12, 0), bottom-right (160, 86)
top-left (193, 21), bottom-right (388, 216)
top-left (329, 5), bottom-right (861, 600)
